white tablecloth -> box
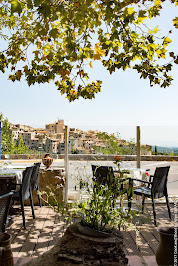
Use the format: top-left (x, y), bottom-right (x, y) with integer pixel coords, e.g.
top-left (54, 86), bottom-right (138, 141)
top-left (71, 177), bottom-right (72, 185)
top-left (0, 168), bottom-right (24, 183)
top-left (120, 167), bottom-right (147, 184)
top-left (122, 167), bottom-right (149, 204)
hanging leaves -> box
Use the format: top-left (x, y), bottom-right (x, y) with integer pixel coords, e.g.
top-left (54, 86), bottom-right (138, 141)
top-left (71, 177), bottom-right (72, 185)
top-left (11, 0), bottom-right (22, 15)
top-left (0, 0), bottom-right (177, 101)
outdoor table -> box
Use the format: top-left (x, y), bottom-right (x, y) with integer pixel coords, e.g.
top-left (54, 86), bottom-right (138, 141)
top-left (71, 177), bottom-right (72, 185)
top-left (0, 167), bottom-right (25, 191)
top-left (114, 167), bottom-right (150, 209)
top-left (120, 167), bottom-right (149, 181)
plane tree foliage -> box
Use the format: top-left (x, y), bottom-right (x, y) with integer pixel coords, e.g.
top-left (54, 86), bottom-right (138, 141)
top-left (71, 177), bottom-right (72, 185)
top-left (0, 0), bottom-right (178, 101)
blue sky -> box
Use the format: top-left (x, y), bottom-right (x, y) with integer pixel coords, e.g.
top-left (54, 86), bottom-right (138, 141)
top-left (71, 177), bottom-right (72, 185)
top-left (0, 1), bottom-right (178, 147)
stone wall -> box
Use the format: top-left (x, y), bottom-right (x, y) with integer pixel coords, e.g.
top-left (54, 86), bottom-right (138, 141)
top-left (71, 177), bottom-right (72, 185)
top-left (24, 168), bottom-right (65, 206)
top-left (64, 154), bottom-right (178, 161)
top-left (2, 154), bottom-right (178, 161)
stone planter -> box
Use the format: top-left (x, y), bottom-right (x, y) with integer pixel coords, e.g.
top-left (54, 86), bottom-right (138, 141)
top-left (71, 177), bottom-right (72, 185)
top-left (24, 222), bottom-right (128, 265)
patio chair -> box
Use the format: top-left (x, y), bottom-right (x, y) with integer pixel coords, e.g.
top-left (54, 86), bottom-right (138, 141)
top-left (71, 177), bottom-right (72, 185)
top-left (31, 162), bottom-right (42, 207)
top-left (129, 166), bottom-right (171, 226)
top-left (12, 166), bottom-right (35, 229)
top-left (0, 190), bottom-right (14, 233)
top-left (91, 165), bottom-right (127, 207)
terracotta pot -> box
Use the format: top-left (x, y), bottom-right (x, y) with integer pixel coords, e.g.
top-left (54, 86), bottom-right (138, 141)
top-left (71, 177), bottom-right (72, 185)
top-left (42, 153), bottom-right (53, 169)
top-left (0, 233), bottom-right (14, 266)
top-left (156, 227), bottom-right (177, 266)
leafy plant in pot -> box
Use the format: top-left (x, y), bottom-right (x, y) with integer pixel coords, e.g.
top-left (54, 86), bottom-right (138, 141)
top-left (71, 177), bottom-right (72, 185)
top-left (40, 162), bottom-right (135, 233)
top-left (38, 163), bottom-right (136, 265)
top-left (75, 172), bottom-right (134, 237)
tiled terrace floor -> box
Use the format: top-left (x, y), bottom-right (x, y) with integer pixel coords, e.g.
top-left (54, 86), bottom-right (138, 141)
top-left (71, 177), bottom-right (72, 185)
top-left (6, 202), bottom-right (176, 266)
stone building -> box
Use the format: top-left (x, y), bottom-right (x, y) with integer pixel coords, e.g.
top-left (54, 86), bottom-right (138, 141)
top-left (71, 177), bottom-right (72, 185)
top-left (45, 138), bottom-right (60, 154)
top-left (45, 120), bottom-right (65, 134)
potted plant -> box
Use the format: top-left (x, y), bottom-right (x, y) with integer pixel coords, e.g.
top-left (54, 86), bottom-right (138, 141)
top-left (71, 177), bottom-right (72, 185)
top-left (28, 163), bottom-right (136, 265)
top-left (75, 171), bottom-right (133, 235)
top-left (40, 168), bottom-right (133, 233)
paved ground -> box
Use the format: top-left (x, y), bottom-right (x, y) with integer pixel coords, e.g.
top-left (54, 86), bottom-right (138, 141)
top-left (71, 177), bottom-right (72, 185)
top-left (67, 160), bottom-right (178, 196)
top-left (0, 159), bottom-right (178, 195)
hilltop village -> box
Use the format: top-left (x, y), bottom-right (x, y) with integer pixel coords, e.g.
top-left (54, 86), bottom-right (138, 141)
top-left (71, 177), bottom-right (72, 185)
top-left (10, 120), bottom-right (152, 155)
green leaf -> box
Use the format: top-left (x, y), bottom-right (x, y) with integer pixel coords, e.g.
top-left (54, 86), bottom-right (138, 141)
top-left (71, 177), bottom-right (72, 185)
top-left (174, 58), bottom-right (178, 64)
top-left (38, 5), bottom-right (51, 18)
top-left (169, 52), bottom-right (175, 58)
top-left (33, 0), bottom-right (41, 7)
top-left (11, 0), bottom-right (22, 15)
top-left (49, 28), bottom-right (59, 39)
top-left (27, 0), bottom-right (33, 8)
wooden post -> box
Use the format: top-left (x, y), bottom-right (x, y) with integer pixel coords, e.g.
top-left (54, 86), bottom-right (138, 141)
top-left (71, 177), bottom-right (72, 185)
top-left (64, 125), bottom-right (69, 204)
top-left (137, 126), bottom-right (140, 169)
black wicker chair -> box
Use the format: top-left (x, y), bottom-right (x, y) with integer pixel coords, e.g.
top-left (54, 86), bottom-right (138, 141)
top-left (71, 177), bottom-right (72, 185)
top-left (130, 166), bottom-right (171, 226)
top-left (12, 166), bottom-right (35, 229)
top-left (91, 165), bottom-right (127, 207)
top-left (92, 165), bottom-right (115, 187)
top-left (31, 162), bottom-right (41, 207)
top-left (0, 191), bottom-right (14, 233)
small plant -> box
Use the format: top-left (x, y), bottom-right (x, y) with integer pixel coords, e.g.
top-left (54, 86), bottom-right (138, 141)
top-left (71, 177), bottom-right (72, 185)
top-left (39, 161), bottom-right (139, 234)
top-left (75, 174), bottom-right (134, 232)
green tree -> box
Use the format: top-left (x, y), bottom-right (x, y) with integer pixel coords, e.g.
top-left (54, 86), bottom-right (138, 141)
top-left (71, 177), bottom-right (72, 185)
top-left (155, 145), bottom-right (158, 155)
top-left (0, 113), bottom-right (33, 154)
top-left (0, 0), bottom-right (178, 101)
top-left (13, 136), bottom-right (28, 154)
top-left (95, 131), bottom-right (136, 155)
top-left (0, 113), bottom-right (15, 154)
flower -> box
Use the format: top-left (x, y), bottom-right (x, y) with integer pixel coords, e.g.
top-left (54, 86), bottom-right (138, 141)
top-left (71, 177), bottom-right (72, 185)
top-left (114, 155), bottom-right (122, 161)
top-left (113, 156), bottom-right (122, 167)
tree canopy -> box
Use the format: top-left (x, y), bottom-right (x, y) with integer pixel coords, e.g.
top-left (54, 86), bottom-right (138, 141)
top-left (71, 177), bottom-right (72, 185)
top-left (0, 113), bottom-right (37, 154)
top-left (0, 0), bottom-right (178, 101)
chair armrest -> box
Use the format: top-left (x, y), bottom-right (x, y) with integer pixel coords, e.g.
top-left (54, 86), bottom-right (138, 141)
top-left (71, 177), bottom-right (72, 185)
top-left (149, 175), bottom-right (154, 182)
top-left (0, 191), bottom-right (14, 199)
top-left (130, 178), bottom-right (152, 185)
top-left (6, 181), bottom-right (22, 186)
top-left (118, 177), bottom-right (129, 182)
top-left (5, 182), bottom-right (22, 191)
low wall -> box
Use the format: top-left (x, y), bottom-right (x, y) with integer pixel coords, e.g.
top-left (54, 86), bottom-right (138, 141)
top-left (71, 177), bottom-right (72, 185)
top-left (24, 168), bottom-right (65, 206)
top-left (55, 154), bottom-right (178, 161)
top-left (2, 154), bottom-right (178, 161)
